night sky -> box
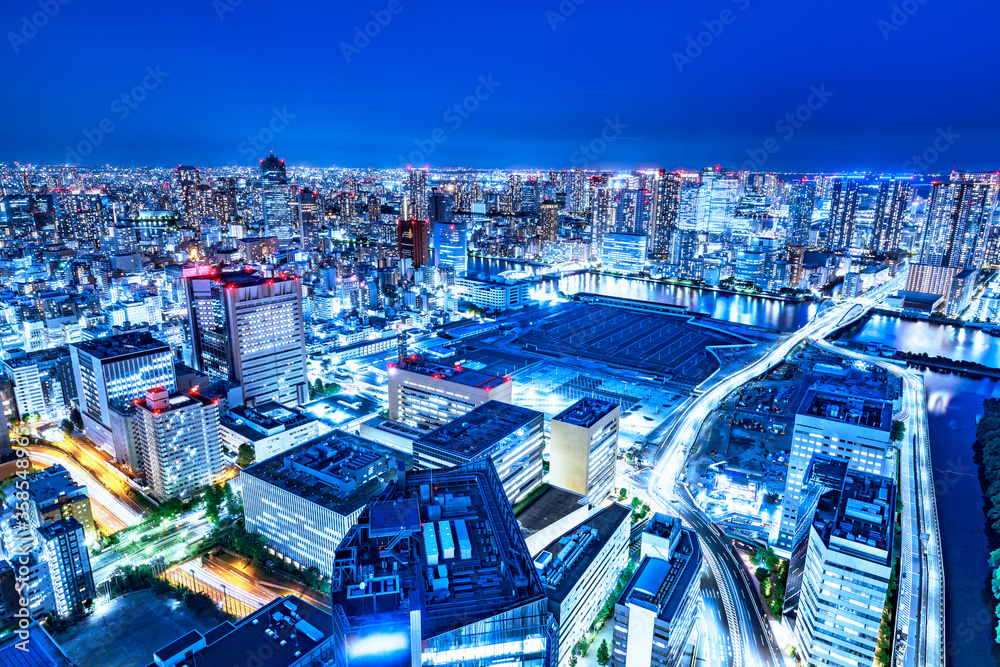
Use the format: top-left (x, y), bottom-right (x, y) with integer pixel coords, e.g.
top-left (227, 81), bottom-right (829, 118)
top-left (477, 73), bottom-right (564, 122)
top-left (2, 0), bottom-right (999, 171)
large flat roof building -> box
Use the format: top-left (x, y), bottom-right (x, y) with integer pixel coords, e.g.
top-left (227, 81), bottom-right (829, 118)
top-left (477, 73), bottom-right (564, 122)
top-left (414, 400), bottom-right (544, 505)
top-left (549, 398), bottom-right (620, 506)
top-left (220, 400), bottom-right (319, 463)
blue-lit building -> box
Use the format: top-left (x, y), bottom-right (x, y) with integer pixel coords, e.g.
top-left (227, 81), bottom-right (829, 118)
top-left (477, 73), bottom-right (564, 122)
top-left (261, 154), bottom-right (293, 247)
top-left (434, 220), bottom-right (468, 275)
top-left (601, 233), bottom-right (647, 274)
top-left (331, 459), bottom-right (553, 667)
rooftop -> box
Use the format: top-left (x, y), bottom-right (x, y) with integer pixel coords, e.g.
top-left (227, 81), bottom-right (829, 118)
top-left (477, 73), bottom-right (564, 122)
top-left (797, 388), bottom-right (892, 432)
top-left (28, 465), bottom-right (88, 506)
top-left (619, 529), bottom-right (702, 624)
top-left (0, 621), bottom-right (75, 667)
top-left (222, 401), bottom-right (314, 440)
top-left (36, 517), bottom-right (83, 541)
top-left (553, 398), bottom-right (618, 428)
top-left (816, 472), bottom-right (895, 565)
top-left (516, 485), bottom-right (587, 535)
top-left (389, 355), bottom-right (509, 390)
top-left (241, 430), bottom-right (404, 516)
top-left (71, 331), bottom-right (170, 360)
top-left (414, 400), bottom-right (542, 461)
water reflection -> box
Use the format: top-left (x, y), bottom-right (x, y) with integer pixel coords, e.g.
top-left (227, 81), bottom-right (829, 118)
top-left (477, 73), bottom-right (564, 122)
top-left (845, 315), bottom-right (1000, 369)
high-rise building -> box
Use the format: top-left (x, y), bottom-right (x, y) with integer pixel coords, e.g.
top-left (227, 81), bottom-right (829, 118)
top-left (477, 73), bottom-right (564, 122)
top-left (787, 179), bottom-right (816, 246)
top-left (614, 189), bottom-right (650, 235)
top-left (649, 171), bottom-right (680, 259)
top-left (69, 332), bottom-right (177, 455)
top-left (508, 173), bottom-right (523, 213)
top-left (540, 201), bottom-right (559, 242)
top-left (213, 176), bottom-right (238, 223)
top-left (413, 400), bottom-right (544, 505)
top-left (590, 176), bottom-right (614, 248)
top-left (133, 386), bottom-right (224, 502)
top-left (331, 458), bottom-right (551, 667)
top-left (387, 356), bottom-right (512, 431)
top-left (429, 189), bottom-right (454, 224)
top-left (261, 154), bottom-right (293, 246)
top-left (871, 177), bottom-right (911, 253)
top-left (825, 178), bottom-right (861, 249)
top-left (2, 347), bottom-right (76, 422)
top-left (610, 521), bottom-right (701, 667)
top-left (601, 233), bottom-right (647, 274)
top-left (548, 398), bottom-right (620, 505)
top-left (567, 169), bottom-right (588, 213)
top-left (242, 430), bottom-right (403, 577)
top-left (776, 388), bottom-right (893, 555)
top-left (186, 272), bottom-right (308, 407)
top-left (407, 169), bottom-right (429, 221)
top-left (793, 473), bottom-right (896, 667)
top-left (295, 188), bottom-right (321, 251)
top-left (433, 220), bottom-right (468, 275)
top-left (36, 518), bottom-right (94, 618)
top-left (398, 218), bottom-right (429, 269)
top-left (26, 465), bottom-right (96, 542)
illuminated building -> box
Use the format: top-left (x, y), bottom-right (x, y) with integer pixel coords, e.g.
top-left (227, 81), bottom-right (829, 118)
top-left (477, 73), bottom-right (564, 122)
top-left (331, 458), bottom-right (552, 667)
top-left (548, 398), bottom-right (620, 506)
top-left (429, 189), bottom-right (454, 224)
top-left (540, 201), bottom-right (559, 242)
top-left (787, 179), bottom-right (816, 246)
top-left (433, 220), bottom-right (468, 274)
top-left (296, 188), bottom-right (321, 251)
top-left (455, 273), bottom-right (533, 311)
top-left (566, 169), bottom-right (588, 214)
top-left (609, 522), bottom-right (701, 667)
top-left (36, 518), bottom-right (94, 618)
top-left (871, 177), bottom-right (910, 253)
top-left (2, 346), bottom-right (75, 422)
top-left (407, 169), bottom-right (429, 221)
top-left (793, 473), bottom-right (895, 667)
top-left (388, 356), bottom-right (512, 431)
top-left (776, 388), bottom-right (893, 556)
top-left (219, 400), bottom-right (318, 462)
top-left (186, 272), bottom-right (308, 407)
top-left (824, 178), bottom-right (860, 249)
top-left (398, 218), bottom-right (430, 269)
top-left (601, 233), bottom-right (647, 273)
top-left (261, 154), bottom-right (294, 247)
top-left (69, 332), bottom-right (176, 456)
top-left (535, 503), bottom-right (630, 667)
top-left (132, 386), bottom-right (224, 502)
top-left (649, 171), bottom-right (680, 259)
top-left (26, 465), bottom-right (96, 542)
top-left (414, 400), bottom-right (544, 505)
top-left (241, 430), bottom-right (404, 577)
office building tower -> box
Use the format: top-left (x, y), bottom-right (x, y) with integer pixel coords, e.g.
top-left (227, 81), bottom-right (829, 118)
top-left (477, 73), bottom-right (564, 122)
top-left (36, 518), bottom-right (94, 618)
top-left (776, 388), bottom-right (893, 555)
top-left (241, 430), bottom-right (403, 577)
top-left (871, 177), bottom-right (910, 253)
top-left (433, 220), bottom-right (468, 275)
top-left (601, 233), bottom-right (647, 274)
top-left (567, 169), bottom-right (588, 213)
top-left (540, 201), bottom-right (559, 242)
top-left (296, 188), bottom-right (321, 251)
top-left (186, 272), bottom-right (308, 407)
top-left (398, 218), bottom-right (429, 269)
top-left (549, 398), bottom-right (620, 506)
top-left (590, 180), bottom-right (614, 249)
top-left (429, 190), bottom-right (454, 224)
top-left (825, 178), bottom-right (861, 249)
top-left (614, 189), bottom-right (650, 235)
top-left (133, 387), bottom-right (224, 502)
top-left (414, 400), bottom-right (544, 505)
top-left (793, 473), bottom-right (895, 667)
top-left (387, 356), bottom-right (513, 431)
top-left (787, 179), bottom-right (816, 246)
top-left (2, 347), bottom-right (76, 422)
top-left (407, 169), bottom-right (429, 221)
top-left (331, 458), bottom-right (551, 667)
top-left (26, 465), bottom-right (96, 541)
top-left (261, 154), bottom-right (293, 247)
top-left (69, 332), bottom-right (176, 455)
top-left (535, 503), bottom-right (631, 667)
top-left (610, 525), bottom-right (701, 667)
top-left (220, 401), bottom-right (318, 463)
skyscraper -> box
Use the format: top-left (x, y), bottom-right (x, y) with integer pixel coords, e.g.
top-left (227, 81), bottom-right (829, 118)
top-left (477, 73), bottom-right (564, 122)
top-left (260, 154), bottom-right (293, 246)
top-left (614, 188), bottom-right (649, 235)
top-left (428, 189), bottom-right (454, 224)
top-left (407, 169), bottom-right (428, 221)
top-left (433, 220), bottom-right (468, 274)
top-left (649, 171), bottom-right (680, 259)
top-left (508, 173), bottom-right (523, 213)
top-left (824, 178), bottom-right (860, 249)
top-left (787, 179), bottom-right (816, 246)
top-left (186, 272), bottom-right (308, 407)
top-left (566, 169), bottom-right (588, 213)
top-left (539, 201), bottom-right (559, 242)
top-left (133, 387), bottom-right (224, 502)
top-left (397, 218), bottom-right (429, 269)
top-left (295, 188), bottom-right (321, 251)
top-left (36, 518), bottom-right (94, 618)
top-left (871, 177), bottom-right (911, 253)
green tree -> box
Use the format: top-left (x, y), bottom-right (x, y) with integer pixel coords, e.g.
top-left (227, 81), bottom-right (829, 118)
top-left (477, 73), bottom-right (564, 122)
top-left (890, 420), bottom-right (906, 442)
top-left (575, 637), bottom-right (588, 657)
top-left (237, 443), bottom-right (255, 468)
top-left (618, 488), bottom-right (628, 501)
top-left (70, 407), bottom-right (83, 430)
top-left (596, 639), bottom-right (611, 666)
top-left (60, 419), bottom-right (74, 436)
top-left (764, 547), bottom-right (779, 572)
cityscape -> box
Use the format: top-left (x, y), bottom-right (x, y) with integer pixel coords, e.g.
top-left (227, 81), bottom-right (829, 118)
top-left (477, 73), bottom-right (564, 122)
top-left (0, 2), bottom-right (997, 667)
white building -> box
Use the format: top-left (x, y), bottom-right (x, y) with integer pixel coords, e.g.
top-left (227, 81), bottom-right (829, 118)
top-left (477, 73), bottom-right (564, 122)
top-left (220, 401), bottom-right (318, 463)
top-left (601, 233), bottom-right (647, 274)
top-left (36, 518), bottom-right (94, 618)
top-left (455, 273), bottom-right (533, 311)
top-left (549, 398), bottom-right (620, 506)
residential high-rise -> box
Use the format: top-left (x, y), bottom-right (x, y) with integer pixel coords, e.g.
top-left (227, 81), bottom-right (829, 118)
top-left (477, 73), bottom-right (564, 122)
top-left (331, 458), bottom-right (551, 667)
top-left (549, 398), bottom-right (620, 506)
top-left (433, 220), bottom-right (468, 275)
top-left (567, 169), bottom-right (588, 213)
top-left (825, 178), bottom-right (861, 249)
top-left (36, 518), bottom-right (94, 618)
top-left (793, 473), bottom-right (896, 667)
top-left (397, 218), bottom-right (429, 269)
top-left (871, 177), bottom-right (911, 253)
top-left (295, 188), bottom-right (321, 251)
top-left (776, 388), bottom-right (893, 555)
top-left (261, 154), bottom-right (293, 246)
top-left (428, 189), bottom-right (454, 224)
top-left (540, 201), bottom-right (559, 242)
top-left (787, 179), bottom-right (816, 246)
top-left (186, 272), bottom-right (308, 407)
top-left (649, 171), bottom-right (680, 259)
top-left (590, 176), bottom-right (614, 248)
top-left (69, 332), bottom-right (177, 456)
top-left (614, 188), bottom-right (649, 235)
top-left (26, 465), bottom-right (96, 541)
top-left (387, 356), bottom-right (512, 431)
top-left (407, 169), bottom-right (429, 221)
top-left (413, 400), bottom-right (544, 505)
top-left (133, 387), bottom-right (224, 502)
top-left (508, 173), bottom-right (523, 213)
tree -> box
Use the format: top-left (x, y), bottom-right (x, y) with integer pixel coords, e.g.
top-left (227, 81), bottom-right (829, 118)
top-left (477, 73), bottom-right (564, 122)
top-left (575, 637), bottom-right (588, 657)
top-left (764, 548), bottom-right (779, 572)
top-left (70, 407), bottom-right (83, 430)
top-left (60, 419), bottom-right (74, 436)
top-left (890, 420), bottom-right (906, 442)
top-left (618, 488), bottom-right (628, 501)
top-left (596, 639), bottom-right (611, 666)
top-left (237, 443), bottom-right (255, 468)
